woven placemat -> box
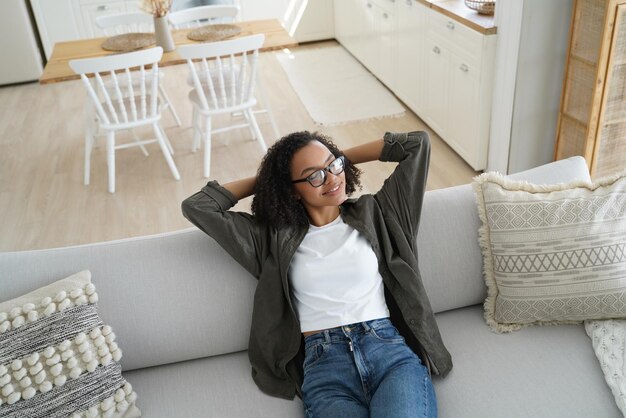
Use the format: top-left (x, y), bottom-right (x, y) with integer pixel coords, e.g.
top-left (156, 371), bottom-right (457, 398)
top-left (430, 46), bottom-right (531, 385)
top-left (187, 24), bottom-right (242, 42)
top-left (101, 33), bottom-right (156, 52)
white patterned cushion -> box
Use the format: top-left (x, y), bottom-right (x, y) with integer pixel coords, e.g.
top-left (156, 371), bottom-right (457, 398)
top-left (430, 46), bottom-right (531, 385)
top-left (0, 270), bottom-right (140, 417)
top-left (473, 170), bottom-right (626, 333)
top-left (585, 319), bottom-right (626, 416)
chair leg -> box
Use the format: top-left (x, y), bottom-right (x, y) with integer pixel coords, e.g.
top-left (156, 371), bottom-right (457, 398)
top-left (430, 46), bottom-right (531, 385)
top-left (153, 123), bottom-right (180, 181)
top-left (255, 72), bottom-right (280, 139)
top-left (244, 109), bottom-right (267, 153)
top-left (203, 117), bottom-right (212, 178)
top-left (84, 130), bottom-right (93, 186)
top-left (159, 85), bottom-right (182, 127)
top-left (106, 131), bottom-right (116, 194)
top-left (242, 110), bottom-right (257, 141)
top-left (191, 107), bottom-right (200, 153)
top-left (158, 125), bottom-right (175, 155)
top-left (131, 129), bottom-right (150, 156)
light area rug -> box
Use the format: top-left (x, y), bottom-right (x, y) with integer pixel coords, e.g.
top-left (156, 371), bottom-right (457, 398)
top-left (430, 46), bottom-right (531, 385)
top-left (276, 46), bottom-right (405, 125)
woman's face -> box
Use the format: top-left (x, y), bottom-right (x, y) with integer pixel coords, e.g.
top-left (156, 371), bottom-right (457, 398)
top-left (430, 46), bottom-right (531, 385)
top-left (290, 141), bottom-right (347, 222)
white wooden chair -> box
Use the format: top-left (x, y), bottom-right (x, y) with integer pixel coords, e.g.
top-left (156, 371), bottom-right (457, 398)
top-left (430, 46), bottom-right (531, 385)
top-left (178, 34), bottom-right (267, 178)
top-left (170, 5), bottom-right (279, 143)
top-left (69, 47), bottom-right (180, 193)
top-left (94, 12), bottom-right (182, 126)
top-left (167, 5), bottom-right (239, 29)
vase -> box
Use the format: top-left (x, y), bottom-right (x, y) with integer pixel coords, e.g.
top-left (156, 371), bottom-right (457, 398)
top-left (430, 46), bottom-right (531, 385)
top-left (154, 16), bottom-right (175, 52)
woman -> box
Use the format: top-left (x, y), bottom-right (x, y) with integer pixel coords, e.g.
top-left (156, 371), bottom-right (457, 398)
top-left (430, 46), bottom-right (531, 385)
top-left (182, 131), bottom-right (452, 417)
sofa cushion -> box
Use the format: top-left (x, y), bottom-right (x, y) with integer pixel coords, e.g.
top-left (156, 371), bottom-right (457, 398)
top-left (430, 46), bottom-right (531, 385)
top-left (0, 270), bottom-right (140, 417)
top-left (123, 305), bottom-right (618, 418)
top-left (434, 305), bottom-right (619, 418)
top-left (473, 170), bottom-right (626, 332)
top-left (125, 351), bottom-right (304, 418)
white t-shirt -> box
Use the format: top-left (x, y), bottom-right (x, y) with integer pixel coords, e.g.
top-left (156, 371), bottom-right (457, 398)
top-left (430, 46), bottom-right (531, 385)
top-left (288, 215), bottom-right (390, 332)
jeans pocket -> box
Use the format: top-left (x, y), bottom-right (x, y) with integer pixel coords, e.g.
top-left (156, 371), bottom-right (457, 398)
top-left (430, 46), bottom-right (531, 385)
top-left (369, 323), bottom-right (405, 344)
top-left (303, 342), bottom-right (327, 371)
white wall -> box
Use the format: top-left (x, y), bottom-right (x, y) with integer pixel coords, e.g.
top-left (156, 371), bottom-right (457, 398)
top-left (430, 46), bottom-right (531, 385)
top-left (488, 0), bottom-right (573, 174)
top-left (508, 0), bottom-right (573, 173)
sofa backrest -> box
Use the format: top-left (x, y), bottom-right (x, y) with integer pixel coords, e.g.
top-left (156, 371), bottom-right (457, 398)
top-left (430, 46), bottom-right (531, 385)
top-left (0, 156), bottom-right (590, 372)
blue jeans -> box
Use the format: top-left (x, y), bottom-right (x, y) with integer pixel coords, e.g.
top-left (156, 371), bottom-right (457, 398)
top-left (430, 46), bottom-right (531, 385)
top-left (301, 318), bottom-right (437, 418)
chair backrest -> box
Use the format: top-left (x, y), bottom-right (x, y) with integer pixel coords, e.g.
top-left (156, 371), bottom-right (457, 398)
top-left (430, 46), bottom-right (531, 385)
top-left (95, 12), bottom-right (154, 36)
top-left (69, 47), bottom-right (163, 127)
top-left (168, 5), bottom-right (239, 29)
top-left (177, 34), bottom-right (264, 112)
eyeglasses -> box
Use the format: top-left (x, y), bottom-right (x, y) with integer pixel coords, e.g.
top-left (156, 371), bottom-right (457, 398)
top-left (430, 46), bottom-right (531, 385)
top-left (291, 156), bottom-right (345, 188)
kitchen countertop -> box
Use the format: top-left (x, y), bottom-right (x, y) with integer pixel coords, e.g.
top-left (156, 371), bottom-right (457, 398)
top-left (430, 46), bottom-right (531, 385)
top-left (418, 0), bottom-right (497, 35)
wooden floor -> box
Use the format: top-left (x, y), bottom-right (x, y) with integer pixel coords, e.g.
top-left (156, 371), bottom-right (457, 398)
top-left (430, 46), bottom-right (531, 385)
top-left (0, 41), bottom-right (477, 252)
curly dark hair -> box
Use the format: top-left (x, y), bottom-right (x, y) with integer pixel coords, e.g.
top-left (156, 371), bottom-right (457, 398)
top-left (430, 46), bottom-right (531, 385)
top-left (252, 131), bottom-right (362, 228)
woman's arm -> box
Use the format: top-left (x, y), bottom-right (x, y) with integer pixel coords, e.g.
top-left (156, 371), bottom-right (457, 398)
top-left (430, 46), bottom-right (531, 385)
top-left (182, 180), bottom-right (265, 278)
top-left (221, 175), bottom-right (256, 200)
top-left (342, 139), bottom-right (385, 164)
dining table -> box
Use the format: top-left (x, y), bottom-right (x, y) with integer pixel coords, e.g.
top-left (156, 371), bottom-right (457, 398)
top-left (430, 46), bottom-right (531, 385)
top-left (39, 19), bottom-right (298, 85)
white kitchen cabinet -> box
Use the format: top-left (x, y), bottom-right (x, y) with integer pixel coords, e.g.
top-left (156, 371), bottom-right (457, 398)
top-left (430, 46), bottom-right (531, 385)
top-left (423, 35), bottom-right (451, 139)
top-left (448, 54), bottom-right (481, 166)
top-left (30, 0), bottom-right (81, 59)
top-left (334, 0), bottom-right (496, 171)
top-left (234, 0), bottom-right (289, 22)
top-left (423, 7), bottom-right (496, 170)
top-left (395, 0), bottom-right (427, 116)
top-left (334, 0), bottom-right (369, 65)
top-left (76, 0), bottom-right (129, 38)
top-left (370, 0), bottom-right (396, 89)
top-left (334, 0), bottom-right (395, 89)
top-left (293, 0), bottom-right (334, 42)
top-left (31, 0), bottom-right (140, 59)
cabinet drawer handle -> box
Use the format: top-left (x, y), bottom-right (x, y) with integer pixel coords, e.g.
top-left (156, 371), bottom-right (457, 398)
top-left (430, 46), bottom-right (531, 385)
top-left (446, 21), bottom-right (455, 30)
top-left (432, 46), bottom-right (440, 54)
top-left (383, 12), bottom-right (388, 18)
top-left (97, 5), bottom-right (109, 11)
top-left (367, 3), bottom-right (372, 8)
top-left (406, 0), bottom-right (412, 5)
top-left (460, 64), bottom-right (469, 72)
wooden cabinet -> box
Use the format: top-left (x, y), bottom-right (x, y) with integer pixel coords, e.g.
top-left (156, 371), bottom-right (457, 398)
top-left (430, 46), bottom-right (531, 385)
top-left (555, 0), bottom-right (626, 178)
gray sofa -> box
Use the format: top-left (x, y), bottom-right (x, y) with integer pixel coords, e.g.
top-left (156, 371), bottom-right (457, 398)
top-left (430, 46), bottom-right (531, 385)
top-left (1, 156), bottom-right (620, 417)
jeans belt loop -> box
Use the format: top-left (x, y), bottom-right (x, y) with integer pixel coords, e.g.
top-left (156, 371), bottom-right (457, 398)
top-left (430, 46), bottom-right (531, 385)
top-left (323, 329), bottom-right (331, 344)
top-left (362, 320), bottom-right (372, 333)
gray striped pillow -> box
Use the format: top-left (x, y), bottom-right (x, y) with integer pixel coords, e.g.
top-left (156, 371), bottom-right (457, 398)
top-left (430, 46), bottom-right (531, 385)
top-left (0, 270), bottom-right (140, 417)
top-left (473, 170), bottom-right (626, 333)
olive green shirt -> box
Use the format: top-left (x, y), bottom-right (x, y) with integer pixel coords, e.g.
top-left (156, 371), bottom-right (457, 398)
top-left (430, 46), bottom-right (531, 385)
top-left (181, 131), bottom-right (453, 400)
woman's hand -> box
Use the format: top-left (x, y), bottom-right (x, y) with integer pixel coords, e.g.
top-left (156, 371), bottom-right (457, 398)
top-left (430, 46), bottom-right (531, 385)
top-left (342, 139), bottom-right (385, 165)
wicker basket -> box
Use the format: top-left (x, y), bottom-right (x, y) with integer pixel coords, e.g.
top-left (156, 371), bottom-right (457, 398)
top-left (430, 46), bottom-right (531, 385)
top-left (465, 0), bottom-right (496, 15)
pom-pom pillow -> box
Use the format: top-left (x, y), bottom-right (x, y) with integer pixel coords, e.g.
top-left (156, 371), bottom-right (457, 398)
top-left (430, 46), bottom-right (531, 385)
top-left (473, 170), bottom-right (626, 333)
top-left (0, 270), bottom-right (140, 417)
